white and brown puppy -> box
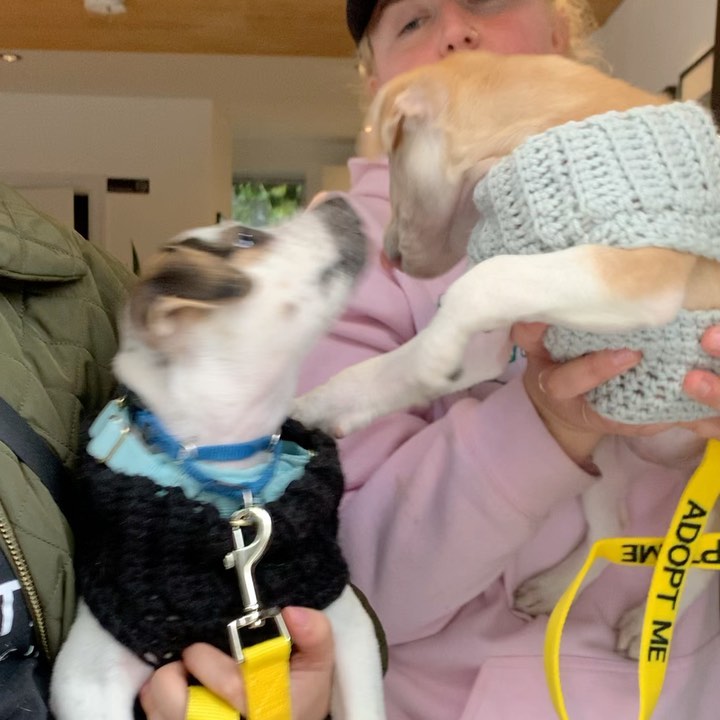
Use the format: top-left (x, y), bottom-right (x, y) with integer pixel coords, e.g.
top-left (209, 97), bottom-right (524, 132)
top-left (294, 52), bottom-right (720, 658)
top-left (296, 51), bottom-right (720, 429)
top-left (50, 199), bottom-right (385, 720)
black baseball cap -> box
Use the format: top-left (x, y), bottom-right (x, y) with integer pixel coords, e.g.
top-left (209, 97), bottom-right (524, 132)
top-left (347, 0), bottom-right (380, 44)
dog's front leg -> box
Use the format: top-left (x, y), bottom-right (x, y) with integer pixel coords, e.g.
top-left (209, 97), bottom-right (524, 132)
top-left (294, 322), bottom-right (512, 437)
top-left (323, 585), bottom-right (386, 720)
top-left (412, 245), bottom-right (690, 387)
top-left (50, 600), bottom-right (153, 720)
top-left (296, 245), bottom-right (689, 436)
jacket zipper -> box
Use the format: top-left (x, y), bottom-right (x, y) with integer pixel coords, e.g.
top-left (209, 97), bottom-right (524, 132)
top-left (0, 505), bottom-right (50, 658)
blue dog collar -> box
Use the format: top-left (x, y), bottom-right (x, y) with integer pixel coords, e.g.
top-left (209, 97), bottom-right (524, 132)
top-left (131, 406), bottom-right (279, 463)
top-left (87, 399), bottom-right (311, 514)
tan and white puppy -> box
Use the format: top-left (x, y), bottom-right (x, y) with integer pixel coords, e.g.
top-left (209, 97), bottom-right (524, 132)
top-left (294, 52), bottom-right (720, 658)
top-left (297, 51), bottom-right (720, 431)
top-left (50, 199), bottom-right (386, 720)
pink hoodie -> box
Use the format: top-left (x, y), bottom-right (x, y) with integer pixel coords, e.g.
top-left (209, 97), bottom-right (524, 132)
top-left (298, 158), bottom-right (720, 720)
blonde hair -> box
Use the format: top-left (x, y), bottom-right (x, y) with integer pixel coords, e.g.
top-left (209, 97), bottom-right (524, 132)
top-left (556, 0), bottom-right (600, 64)
top-left (356, 0), bottom-right (601, 83)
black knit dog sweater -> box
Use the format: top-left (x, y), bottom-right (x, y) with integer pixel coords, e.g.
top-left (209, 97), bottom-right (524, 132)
top-left (71, 418), bottom-right (349, 667)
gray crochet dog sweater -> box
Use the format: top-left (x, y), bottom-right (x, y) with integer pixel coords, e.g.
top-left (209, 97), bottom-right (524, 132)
top-left (468, 101), bottom-right (720, 423)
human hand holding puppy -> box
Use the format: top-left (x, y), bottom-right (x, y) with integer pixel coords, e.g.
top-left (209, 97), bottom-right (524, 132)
top-left (513, 322), bottom-right (642, 469)
top-left (516, 321), bottom-right (720, 469)
top-left (139, 607), bottom-right (334, 720)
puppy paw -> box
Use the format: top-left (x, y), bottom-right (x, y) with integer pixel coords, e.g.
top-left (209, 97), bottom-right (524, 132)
top-left (292, 393), bottom-right (346, 437)
top-left (615, 603), bottom-right (644, 660)
top-left (293, 385), bottom-right (376, 438)
top-left (513, 570), bottom-right (568, 616)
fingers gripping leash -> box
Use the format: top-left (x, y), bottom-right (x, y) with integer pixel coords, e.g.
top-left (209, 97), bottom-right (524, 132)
top-left (186, 507), bottom-right (292, 720)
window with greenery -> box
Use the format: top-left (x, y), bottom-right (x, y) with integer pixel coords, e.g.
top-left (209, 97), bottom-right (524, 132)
top-left (232, 179), bottom-right (304, 226)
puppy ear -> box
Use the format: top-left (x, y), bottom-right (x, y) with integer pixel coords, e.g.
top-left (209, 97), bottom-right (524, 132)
top-left (129, 251), bottom-right (252, 350)
top-left (360, 78), bottom-right (442, 157)
top-left (140, 296), bottom-right (216, 348)
top-left (393, 84), bottom-right (435, 121)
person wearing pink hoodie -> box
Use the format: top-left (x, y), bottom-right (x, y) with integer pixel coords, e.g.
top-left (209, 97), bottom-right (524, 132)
top-left (295, 1), bottom-right (720, 719)
top-left (140, 2), bottom-right (720, 718)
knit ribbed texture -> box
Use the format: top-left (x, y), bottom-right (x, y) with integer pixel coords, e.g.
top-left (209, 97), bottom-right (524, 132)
top-left (546, 311), bottom-right (720, 422)
top-left (72, 419), bottom-right (349, 667)
top-left (469, 102), bottom-right (720, 264)
top-left (467, 102), bottom-right (720, 423)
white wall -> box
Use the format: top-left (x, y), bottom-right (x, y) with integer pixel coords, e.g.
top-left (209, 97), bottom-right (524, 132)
top-left (0, 93), bottom-right (232, 265)
top-left (14, 186), bottom-right (75, 229)
top-left (595, 0), bottom-right (716, 92)
top-left (212, 109), bottom-right (233, 222)
top-left (321, 164), bottom-right (351, 192)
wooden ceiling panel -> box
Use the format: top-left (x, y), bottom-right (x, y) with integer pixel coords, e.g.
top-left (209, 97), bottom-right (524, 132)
top-left (0, 0), bottom-right (624, 58)
top-left (1, 0), bottom-right (354, 56)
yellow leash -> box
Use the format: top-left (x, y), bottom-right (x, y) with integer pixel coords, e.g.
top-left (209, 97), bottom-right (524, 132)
top-left (545, 438), bottom-right (720, 720)
top-left (185, 636), bottom-right (292, 720)
top-left (240, 635), bottom-right (293, 719)
top-left (186, 687), bottom-right (238, 720)
top-left (185, 506), bottom-right (293, 720)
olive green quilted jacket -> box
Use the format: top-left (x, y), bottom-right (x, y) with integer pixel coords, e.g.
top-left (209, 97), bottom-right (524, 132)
top-left (0, 183), bottom-right (134, 658)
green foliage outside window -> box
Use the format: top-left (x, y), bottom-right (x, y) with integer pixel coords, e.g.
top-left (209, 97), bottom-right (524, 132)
top-left (232, 180), bottom-right (304, 226)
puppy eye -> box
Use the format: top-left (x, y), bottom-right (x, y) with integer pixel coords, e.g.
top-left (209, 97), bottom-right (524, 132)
top-left (235, 232), bottom-right (255, 249)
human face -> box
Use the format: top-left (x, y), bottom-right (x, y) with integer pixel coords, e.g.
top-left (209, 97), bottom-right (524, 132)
top-left (367, 0), bottom-right (568, 90)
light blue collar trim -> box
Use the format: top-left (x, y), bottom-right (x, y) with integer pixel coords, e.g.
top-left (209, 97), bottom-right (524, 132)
top-left (87, 400), bottom-right (311, 517)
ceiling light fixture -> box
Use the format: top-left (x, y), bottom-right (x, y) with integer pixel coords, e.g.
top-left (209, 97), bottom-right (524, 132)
top-left (84, 0), bottom-right (127, 15)
top-left (1, 53), bottom-right (22, 63)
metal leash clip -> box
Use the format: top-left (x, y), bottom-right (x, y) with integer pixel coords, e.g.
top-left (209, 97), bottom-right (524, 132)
top-left (224, 506), bottom-right (290, 662)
